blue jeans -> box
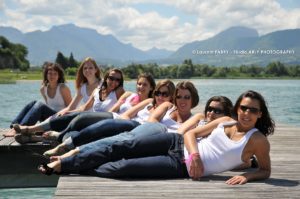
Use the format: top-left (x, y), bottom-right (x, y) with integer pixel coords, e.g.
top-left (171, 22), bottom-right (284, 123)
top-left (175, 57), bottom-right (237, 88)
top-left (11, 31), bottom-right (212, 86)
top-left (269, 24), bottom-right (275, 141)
top-left (64, 119), bottom-right (141, 147)
top-left (61, 123), bottom-right (188, 178)
top-left (54, 112), bottom-right (114, 142)
top-left (10, 100), bottom-right (57, 127)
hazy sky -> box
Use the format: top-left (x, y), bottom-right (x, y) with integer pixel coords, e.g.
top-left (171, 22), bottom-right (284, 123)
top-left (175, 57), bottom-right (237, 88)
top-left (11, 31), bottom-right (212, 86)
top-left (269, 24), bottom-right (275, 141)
top-left (1, 0), bottom-right (299, 51)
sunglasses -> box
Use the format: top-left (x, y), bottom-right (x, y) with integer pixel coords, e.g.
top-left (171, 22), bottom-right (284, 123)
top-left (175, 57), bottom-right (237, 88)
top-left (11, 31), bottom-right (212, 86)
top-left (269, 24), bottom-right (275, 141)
top-left (176, 95), bottom-right (191, 100)
top-left (108, 76), bottom-right (121, 82)
top-left (207, 106), bottom-right (224, 114)
top-left (154, 91), bottom-right (169, 98)
top-left (239, 105), bottom-right (260, 114)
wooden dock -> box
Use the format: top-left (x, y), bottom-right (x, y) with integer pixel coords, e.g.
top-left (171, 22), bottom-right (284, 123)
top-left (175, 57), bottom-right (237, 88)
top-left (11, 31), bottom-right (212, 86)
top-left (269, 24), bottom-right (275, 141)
top-left (0, 129), bottom-right (59, 188)
top-left (53, 124), bottom-right (300, 198)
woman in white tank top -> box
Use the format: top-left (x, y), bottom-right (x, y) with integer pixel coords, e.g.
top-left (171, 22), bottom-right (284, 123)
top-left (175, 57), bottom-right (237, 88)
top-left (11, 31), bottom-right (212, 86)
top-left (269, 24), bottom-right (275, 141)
top-left (5, 62), bottom-right (72, 137)
top-left (40, 81), bottom-right (198, 164)
top-left (13, 68), bottom-right (125, 140)
top-left (40, 91), bottom-right (275, 186)
top-left (57, 57), bottom-right (102, 115)
top-left (42, 79), bottom-right (175, 156)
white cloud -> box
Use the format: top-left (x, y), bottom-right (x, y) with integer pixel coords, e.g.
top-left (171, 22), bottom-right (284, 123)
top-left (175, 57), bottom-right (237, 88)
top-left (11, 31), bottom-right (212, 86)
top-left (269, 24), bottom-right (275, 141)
top-left (1, 0), bottom-right (300, 50)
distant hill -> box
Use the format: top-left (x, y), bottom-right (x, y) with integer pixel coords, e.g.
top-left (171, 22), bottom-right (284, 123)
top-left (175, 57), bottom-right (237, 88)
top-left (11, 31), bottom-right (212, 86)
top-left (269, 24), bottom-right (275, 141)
top-left (0, 24), bottom-right (299, 66)
top-left (168, 26), bottom-right (300, 66)
top-left (0, 24), bottom-right (172, 66)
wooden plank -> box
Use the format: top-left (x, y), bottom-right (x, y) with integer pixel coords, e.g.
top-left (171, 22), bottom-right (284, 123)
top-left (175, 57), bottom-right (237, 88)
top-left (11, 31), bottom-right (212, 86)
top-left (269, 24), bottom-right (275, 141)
top-left (54, 124), bottom-right (300, 199)
top-left (0, 128), bottom-right (59, 188)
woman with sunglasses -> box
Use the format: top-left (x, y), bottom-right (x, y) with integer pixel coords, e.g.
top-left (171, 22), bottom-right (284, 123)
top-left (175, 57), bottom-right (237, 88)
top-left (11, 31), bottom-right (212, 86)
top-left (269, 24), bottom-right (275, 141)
top-left (15, 73), bottom-right (154, 140)
top-left (5, 62), bottom-right (72, 137)
top-left (14, 68), bottom-right (125, 143)
top-left (40, 90), bottom-right (274, 185)
top-left (38, 81), bottom-right (199, 174)
top-left (42, 79), bottom-right (175, 157)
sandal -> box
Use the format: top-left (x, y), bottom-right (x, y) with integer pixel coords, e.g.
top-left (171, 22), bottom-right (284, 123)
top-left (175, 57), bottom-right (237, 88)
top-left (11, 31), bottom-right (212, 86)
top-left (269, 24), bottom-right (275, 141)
top-left (38, 163), bottom-right (55, 176)
top-left (14, 134), bottom-right (43, 144)
top-left (13, 124), bottom-right (30, 135)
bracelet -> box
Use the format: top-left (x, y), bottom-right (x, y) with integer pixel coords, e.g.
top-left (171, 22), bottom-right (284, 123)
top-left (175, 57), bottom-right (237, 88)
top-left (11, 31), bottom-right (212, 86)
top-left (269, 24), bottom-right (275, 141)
top-left (184, 152), bottom-right (200, 164)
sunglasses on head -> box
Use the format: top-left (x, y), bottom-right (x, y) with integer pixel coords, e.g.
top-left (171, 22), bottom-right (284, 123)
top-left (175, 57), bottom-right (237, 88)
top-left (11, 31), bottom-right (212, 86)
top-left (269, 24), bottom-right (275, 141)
top-left (176, 95), bottom-right (191, 100)
top-left (239, 105), bottom-right (260, 114)
top-left (207, 106), bottom-right (224, 114)
top-left (154, 90), bottom-right (169, 98)
top-left (108, 76), bottom-right (121, 82)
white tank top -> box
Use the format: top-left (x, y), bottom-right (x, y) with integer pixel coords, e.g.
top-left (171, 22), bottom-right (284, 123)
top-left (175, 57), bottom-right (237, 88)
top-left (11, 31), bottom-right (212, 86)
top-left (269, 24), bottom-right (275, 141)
top-left (132, 103), bottom-right (153, 124)
top-left (44, 83), bottom-right (66, 112)
top-left (184, 121), bottom-right (258, 176)
top-left (160, 107), bottom-right (181, 133)
top-left (80, 83), bottom-right (91, 104)
top-left (119, 93), bottom-right (140, 114)
top-left (93, 88), bottom-right (118, 112)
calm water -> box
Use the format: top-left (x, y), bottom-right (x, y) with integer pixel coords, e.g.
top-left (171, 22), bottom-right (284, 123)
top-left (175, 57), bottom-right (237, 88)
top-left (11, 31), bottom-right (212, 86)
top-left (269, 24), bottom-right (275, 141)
top-left (0, 79), bottom-right (299, 128)
top-left (0, 79), bottom-right (299, 198)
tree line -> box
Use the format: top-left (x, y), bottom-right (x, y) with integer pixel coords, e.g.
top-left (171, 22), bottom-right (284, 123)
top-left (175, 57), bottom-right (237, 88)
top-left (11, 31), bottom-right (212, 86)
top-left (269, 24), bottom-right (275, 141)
top-left (1, 36), bottom-right (300, 78)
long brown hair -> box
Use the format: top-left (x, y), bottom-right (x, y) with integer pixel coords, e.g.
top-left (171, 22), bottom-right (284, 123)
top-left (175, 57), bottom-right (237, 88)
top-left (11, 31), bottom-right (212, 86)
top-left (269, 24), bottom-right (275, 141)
top-left (233, 90), bottom-right (275, 136)
top-left (42, 62), bottom-right (65, 86)
top-left (152, 79), bottom-right (175, 107)
top-left (75, 57), bottom-right (101, 89)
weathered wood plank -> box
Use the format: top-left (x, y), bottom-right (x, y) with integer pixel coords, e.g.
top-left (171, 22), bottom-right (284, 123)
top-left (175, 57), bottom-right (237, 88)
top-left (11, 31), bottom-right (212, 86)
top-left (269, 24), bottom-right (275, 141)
top-left (54, 124), bottom-right (300, 199)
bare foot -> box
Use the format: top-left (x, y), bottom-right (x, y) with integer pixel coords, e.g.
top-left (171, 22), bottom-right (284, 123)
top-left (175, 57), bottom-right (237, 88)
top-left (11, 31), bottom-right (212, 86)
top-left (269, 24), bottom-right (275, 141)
top-left (4, 128), bottom-right (17, 137)
top-left (50, 155), bottom-right (61, 162)
top-left (13, 124), bottom-right (31, 135)
top-left (43, 143), bottom-right (68, 157)
top-left (43, 131), bottom-right (60, 140)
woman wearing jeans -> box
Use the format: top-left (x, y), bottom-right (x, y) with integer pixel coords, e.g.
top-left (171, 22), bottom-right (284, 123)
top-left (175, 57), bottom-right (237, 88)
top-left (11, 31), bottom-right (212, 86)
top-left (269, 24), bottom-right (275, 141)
top-left (5, 62), bottom-right (72, 137)
top-left (40, 90), bottom-right (275, 185)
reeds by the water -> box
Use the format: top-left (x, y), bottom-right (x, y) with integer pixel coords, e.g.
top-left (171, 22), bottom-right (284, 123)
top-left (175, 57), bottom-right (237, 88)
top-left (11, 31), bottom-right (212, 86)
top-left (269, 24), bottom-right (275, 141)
top-left (0, 77), bottom-right (16, 84)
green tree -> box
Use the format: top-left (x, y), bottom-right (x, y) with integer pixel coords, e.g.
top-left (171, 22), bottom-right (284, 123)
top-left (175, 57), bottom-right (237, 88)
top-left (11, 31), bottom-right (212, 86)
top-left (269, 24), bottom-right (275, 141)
top-left (0, 36), bottom-right (29, 70)
top-left (69, 52), bottom-right (78, 68)
top-left (55, 51), bottom-right (69, 69)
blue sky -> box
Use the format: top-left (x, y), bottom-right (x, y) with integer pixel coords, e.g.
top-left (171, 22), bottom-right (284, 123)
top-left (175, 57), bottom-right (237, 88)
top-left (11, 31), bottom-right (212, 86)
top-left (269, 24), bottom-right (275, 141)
top-left (0, 0), bottom-right (300, 51)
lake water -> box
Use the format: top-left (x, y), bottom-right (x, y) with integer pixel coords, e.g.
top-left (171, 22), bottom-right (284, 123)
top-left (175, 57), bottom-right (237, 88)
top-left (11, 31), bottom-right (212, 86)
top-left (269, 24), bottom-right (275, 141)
top-left (0, 79), bottom-right (299, 198)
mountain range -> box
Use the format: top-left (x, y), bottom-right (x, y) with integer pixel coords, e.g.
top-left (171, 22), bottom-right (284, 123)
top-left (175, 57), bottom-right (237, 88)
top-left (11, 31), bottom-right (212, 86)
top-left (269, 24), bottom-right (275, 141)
top-left (0, 24), bottom-right (299, 66)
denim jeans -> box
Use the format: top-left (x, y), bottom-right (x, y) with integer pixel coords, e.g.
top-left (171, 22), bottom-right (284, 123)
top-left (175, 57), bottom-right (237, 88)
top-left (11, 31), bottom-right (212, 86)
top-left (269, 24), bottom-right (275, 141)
top-left (55, 112), bottom-right (114, 142)
top-left (64, 119), bottom-right (141, 147)
top-left (10, 100), bottom-right (57, 127)
top-left (61, 123), bottom-right (188, 178)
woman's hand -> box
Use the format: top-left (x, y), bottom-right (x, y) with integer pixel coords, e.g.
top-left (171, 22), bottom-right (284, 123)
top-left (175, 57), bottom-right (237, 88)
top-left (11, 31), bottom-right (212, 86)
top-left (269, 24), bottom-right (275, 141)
top-left (225, 175), bottom-right (248, 185)
top-left (189, 154), bottom-right (204, 180)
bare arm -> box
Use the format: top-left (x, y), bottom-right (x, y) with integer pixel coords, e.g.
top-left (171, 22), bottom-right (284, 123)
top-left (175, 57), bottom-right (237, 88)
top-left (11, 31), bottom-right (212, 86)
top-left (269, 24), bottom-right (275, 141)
top-left (68, 88), bottom-right (97, 113)
top-left (120, 98), bottom-right (153, 120)
top-left (177, 113), bottom-right (205, 134)
top-left (183, 116), bottom-right (233, 179)
top-left (226, 133), bottom-right (271, 185)
top-left (147, 102), bottom-right (173, 123)
top-left (59, 84), bottom-right (72, 107)
top-left (109, 91), bottom-right (132, 113)
top-left (40, 86), bottom-right (47, 103)
top-left (57, 88), bottom-right (83, 116)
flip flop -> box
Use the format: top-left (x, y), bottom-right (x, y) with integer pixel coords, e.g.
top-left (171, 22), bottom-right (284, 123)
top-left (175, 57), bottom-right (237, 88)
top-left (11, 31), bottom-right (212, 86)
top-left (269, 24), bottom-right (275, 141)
top-left (38, 163), bottom-right (55, 176)
top-left (14, 134), bottom-right (43, 144)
